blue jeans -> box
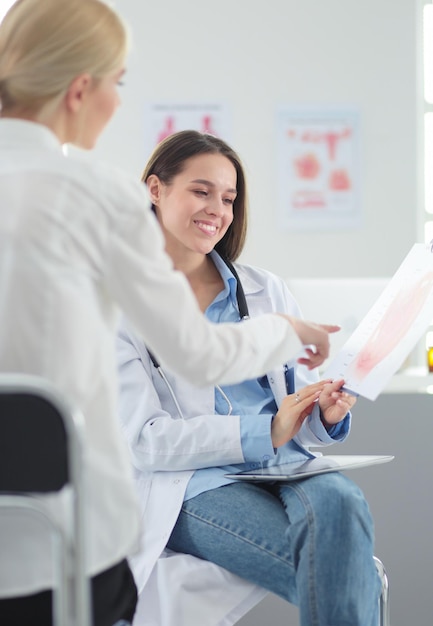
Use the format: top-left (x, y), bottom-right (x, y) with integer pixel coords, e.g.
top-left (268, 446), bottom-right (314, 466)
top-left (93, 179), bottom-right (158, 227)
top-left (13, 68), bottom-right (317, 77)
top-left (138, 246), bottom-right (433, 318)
top-left (167, 473), bottom-right (381, 626)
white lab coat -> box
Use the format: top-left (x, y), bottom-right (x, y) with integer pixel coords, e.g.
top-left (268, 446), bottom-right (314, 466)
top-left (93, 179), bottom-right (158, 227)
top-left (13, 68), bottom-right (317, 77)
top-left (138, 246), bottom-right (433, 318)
top-left (0, 120), bottom-right (305, 598)
top-left (117, 262), bottom-right (350, 626)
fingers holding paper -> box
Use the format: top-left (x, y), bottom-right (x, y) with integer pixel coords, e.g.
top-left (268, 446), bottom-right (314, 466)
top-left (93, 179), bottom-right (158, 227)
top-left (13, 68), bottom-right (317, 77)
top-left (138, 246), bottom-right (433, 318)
top-left (318, 379), bottom-right (357, 428)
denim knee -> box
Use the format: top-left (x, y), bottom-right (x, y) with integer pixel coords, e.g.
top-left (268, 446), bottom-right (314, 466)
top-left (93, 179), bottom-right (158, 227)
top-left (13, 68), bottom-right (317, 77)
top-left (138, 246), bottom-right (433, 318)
top-left (317, 473), bottom-right (374, 535)
top-left (279, 472), bottom-right (374, 541)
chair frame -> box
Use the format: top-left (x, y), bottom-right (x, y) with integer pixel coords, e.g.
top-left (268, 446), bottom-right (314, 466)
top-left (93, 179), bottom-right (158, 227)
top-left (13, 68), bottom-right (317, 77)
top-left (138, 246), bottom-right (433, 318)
top-left (374, 555), bottom-right (390, 626)
top-left (0, 374), bottom-right (92, 626)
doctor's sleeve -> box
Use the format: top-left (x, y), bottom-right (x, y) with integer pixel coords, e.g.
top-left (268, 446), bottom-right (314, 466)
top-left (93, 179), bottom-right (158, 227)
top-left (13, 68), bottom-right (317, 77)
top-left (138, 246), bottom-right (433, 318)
top-left (106, 190), bottom-right (303, 387)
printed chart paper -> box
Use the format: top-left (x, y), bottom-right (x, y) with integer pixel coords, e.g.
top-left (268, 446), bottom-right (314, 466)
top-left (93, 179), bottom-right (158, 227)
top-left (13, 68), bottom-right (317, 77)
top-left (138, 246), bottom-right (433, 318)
top-left (324, 243), bottom-right (433, 400)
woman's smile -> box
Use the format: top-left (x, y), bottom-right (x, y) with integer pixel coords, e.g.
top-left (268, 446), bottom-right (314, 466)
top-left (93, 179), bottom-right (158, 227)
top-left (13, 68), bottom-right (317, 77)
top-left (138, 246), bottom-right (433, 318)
top-left (193, 219), bottom-right (218, 236)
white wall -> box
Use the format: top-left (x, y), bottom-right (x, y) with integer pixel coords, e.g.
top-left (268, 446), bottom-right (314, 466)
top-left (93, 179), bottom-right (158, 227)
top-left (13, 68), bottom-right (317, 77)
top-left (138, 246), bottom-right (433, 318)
top-left (96, 0), bottom-right (418, 278)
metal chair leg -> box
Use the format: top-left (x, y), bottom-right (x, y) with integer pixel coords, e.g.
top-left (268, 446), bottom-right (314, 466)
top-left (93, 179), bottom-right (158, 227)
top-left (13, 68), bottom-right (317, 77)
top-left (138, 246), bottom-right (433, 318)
top-left (374, 556), bottom-right (390, 626)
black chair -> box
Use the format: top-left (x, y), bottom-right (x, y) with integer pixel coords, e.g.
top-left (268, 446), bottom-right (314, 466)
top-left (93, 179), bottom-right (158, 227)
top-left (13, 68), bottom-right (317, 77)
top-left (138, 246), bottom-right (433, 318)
top-left (0, 374), bottom-right (92, 626)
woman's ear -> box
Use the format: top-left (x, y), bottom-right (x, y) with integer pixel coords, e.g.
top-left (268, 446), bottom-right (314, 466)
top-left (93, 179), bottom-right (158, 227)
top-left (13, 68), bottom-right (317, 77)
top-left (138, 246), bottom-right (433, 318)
top-left (65, 73), bottom-right (92, 113)
top-left (146, 174), bottom-right (162, 205)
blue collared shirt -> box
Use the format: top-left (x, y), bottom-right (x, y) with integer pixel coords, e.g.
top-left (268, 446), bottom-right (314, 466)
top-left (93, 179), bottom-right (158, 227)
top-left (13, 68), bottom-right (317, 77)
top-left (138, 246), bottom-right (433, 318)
top-left (185, 252), bottom-right (348, 501)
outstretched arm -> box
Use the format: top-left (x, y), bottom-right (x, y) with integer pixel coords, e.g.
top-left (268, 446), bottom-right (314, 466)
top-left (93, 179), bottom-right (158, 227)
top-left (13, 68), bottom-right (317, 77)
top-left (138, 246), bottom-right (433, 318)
top-left (108, 184), bottom-right (338, 386)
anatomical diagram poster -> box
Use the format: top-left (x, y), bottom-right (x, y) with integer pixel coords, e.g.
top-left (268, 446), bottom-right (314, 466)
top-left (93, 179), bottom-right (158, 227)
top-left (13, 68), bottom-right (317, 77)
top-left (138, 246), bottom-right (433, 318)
top-left (324, 243), bottom-right (433, 400)
top-left (276, 106), bottom-right (361, 231)
top-left (143, 101), bottom-right (232, 160)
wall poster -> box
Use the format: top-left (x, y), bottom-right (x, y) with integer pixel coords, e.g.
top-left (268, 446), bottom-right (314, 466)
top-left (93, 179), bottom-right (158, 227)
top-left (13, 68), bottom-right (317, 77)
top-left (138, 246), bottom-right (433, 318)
top-left (276, 106), bottom-right (361, 231)
top-left (143, 102), bottom-right (232, 159)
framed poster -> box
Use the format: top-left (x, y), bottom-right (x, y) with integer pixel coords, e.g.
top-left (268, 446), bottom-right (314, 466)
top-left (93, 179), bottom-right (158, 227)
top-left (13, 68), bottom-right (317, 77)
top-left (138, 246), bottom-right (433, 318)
top-left (143, 101), bottom-right (232, 159)
top-left (276, 106), bottom-right (361, 231)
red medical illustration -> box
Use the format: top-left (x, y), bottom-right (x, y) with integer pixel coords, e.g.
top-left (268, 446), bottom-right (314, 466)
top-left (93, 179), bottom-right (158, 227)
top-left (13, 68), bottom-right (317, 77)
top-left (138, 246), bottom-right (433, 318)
top-left (294, 153), bottom-right (320, 179)
top-left (329, 169), bottom-right (351, 191)
top-left (201, 115), bottom-right (217, 136)
top-left (292, 190), bottom-right (326, 209)
top-left (157, 116), bottom-right (175, 143)
top-left (346, 271), bottom-right (433, 382)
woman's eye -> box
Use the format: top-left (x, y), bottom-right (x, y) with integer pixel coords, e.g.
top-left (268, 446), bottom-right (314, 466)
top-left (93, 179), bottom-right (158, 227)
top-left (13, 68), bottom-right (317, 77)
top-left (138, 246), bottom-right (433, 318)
top-left (194, 190), bottom-right (208, 197)
top-left (224, 198), bottom-right (235, 205)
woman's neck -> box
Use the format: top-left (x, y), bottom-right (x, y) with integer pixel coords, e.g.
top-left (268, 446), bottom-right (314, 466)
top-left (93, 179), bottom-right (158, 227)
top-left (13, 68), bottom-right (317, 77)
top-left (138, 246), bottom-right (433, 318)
top-left (169, 248), bottom-right (224, 313)
top-left (2, 98), bottom-right (67, 142)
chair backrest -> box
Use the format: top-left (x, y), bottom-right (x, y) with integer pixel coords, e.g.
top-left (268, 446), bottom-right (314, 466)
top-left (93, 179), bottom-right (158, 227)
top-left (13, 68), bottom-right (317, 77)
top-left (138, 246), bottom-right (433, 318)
top-left (0, 374), bottom-right (91, 626)
top-left (0, 388), bottom-right (69, 492)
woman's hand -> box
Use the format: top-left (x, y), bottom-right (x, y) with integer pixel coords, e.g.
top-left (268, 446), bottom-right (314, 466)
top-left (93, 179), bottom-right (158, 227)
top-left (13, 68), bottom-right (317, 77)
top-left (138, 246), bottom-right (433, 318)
top-left (318, 379), bottom-right (357, 429)
top-left (271, 380), bottom-right (331, 448)
top-left (282, 315), bottom-right (341, 370)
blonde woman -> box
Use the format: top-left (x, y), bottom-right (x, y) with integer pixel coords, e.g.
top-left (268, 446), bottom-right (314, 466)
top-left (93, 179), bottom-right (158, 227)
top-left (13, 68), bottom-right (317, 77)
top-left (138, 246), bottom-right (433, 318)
top-left (0, 1), bottom-right (338, 625)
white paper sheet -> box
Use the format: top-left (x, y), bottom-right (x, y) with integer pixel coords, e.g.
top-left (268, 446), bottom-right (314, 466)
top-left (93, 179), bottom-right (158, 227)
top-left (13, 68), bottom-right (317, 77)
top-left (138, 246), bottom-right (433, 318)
top-left (324, 243), bottom-right (433, 400)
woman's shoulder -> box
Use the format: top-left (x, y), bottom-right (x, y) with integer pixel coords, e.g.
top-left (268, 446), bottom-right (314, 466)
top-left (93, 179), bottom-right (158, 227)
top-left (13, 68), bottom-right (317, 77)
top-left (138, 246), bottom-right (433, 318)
top-left (233, 261), bottom-right (288, 290)
top-left (63, 151), bottom-right (151, 224)
top-left (233, 261), bottom-right (302, 315)
top-left (67, 151), bottom-right (143, 197)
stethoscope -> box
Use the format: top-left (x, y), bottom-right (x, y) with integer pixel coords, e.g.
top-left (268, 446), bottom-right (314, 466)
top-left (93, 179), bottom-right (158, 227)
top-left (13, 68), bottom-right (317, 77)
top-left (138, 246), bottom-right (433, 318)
top-left (147, 258), bottom-right (250, 419)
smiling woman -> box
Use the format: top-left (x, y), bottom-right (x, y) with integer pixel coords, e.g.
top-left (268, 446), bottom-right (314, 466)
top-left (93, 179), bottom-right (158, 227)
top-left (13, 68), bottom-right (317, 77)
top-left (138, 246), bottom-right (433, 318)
top-left (143, 130), bottom-right (248, 261)
top-left (147, 152), bottom-right (237, 262)
top-left (115, 129), bottom-right (380, 626)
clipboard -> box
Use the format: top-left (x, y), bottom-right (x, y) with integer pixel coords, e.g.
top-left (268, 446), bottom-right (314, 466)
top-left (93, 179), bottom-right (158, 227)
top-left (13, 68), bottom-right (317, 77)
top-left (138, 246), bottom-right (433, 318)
top-left (323, 243), bottom-right (433, 400)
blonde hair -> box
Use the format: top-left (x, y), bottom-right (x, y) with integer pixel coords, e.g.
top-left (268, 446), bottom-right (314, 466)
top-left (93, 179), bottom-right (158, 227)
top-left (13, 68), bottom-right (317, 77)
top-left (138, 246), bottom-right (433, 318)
top-left (0, 0), bottom-right (128, 113)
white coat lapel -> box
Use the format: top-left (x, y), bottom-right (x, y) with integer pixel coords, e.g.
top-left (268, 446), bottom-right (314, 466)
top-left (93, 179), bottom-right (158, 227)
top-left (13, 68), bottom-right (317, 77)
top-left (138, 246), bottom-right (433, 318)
top-left (267, 368), bottom-right (287, 408)
top-left (235, 265), bottom-right (290, 408)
